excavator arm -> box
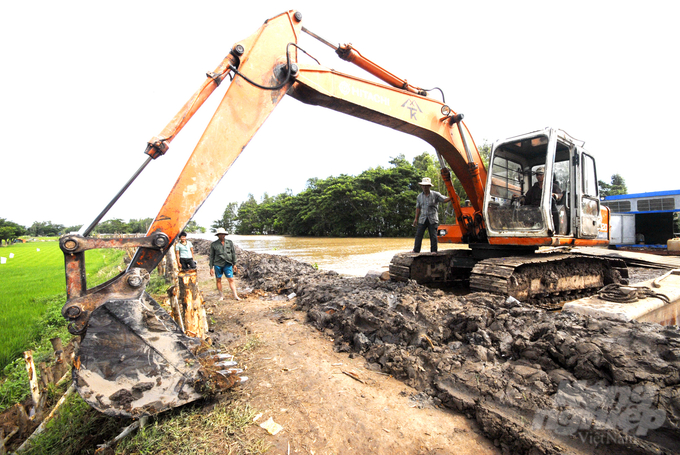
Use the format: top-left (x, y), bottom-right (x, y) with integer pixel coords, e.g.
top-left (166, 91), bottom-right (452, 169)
top-left (60, 10), bottom-right (486, 417)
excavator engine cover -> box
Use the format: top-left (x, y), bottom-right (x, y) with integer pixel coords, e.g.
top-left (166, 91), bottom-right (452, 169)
top-left (73, 293), bottom-right (205, 417)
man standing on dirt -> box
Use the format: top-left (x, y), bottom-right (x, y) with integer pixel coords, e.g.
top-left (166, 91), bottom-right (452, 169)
top-left (209, 228), bottom-right (240, 301)
top-left (412, 177), bottom-right (451, 253)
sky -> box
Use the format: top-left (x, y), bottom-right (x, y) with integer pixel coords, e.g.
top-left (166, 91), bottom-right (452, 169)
top-left (2, 1), bottom-right (679, 230)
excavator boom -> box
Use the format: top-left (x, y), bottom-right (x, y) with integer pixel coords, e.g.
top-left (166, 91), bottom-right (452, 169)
top-left (61, 10), bottom-right (487, 417)
top-left (60, 9), bottom-right (618, 416)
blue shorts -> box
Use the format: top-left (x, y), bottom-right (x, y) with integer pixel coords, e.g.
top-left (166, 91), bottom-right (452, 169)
top-left (214, 264), bottom-right (233, 278)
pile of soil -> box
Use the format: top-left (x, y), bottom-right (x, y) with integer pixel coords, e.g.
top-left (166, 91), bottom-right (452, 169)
top-left (193, 239), bottom-right (680, 455)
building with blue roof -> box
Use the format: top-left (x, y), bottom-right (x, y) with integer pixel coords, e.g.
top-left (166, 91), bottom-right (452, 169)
top-left (602, 190), bottom-right (680, 246)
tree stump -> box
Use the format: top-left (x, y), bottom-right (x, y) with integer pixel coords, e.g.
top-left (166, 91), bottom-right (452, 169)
top-left (177, 270), bottom-right (208, 340)
top-left (49, 337), bottom-right (68, 381)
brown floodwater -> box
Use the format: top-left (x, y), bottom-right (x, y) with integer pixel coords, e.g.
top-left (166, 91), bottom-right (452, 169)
top-left (195, 234), bottom-right (465, 277)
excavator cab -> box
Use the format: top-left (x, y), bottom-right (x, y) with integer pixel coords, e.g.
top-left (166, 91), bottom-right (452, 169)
top-left (484, 128), bottom-right (602, 241)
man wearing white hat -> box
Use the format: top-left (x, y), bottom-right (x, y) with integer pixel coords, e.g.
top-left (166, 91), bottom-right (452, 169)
top-left (412, 177), bottom-right (451, 253)
top-left (209, 228), bottom-right (240, 301)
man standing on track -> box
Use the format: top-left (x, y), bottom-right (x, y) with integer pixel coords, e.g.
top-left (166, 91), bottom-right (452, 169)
top-left (412, 177), bottom-right (451, 253)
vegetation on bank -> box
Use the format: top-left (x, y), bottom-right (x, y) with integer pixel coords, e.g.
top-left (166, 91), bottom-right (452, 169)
top-left (0, 219), bottom-right (206, 243)
top-left (213, 150), bottom-right (491, 236)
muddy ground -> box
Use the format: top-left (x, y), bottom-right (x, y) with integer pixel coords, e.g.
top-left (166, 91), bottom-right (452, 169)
top-left (194, 242), bottom-right (499, 454)
top-left (193, 239), bottom-right (680, 455)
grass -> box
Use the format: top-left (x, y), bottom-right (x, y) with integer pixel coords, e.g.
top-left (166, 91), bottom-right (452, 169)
top-left (0, 241), bottom-right (125, 369)
top-left (0, 293), bottom-right (73, 412)
top-left (17, 395), bottom-right (268, 455)
top-left (116, 401), bottom-right (268, 455)
top-left (19, 390), bottom-right (130, 455)
top-left (2, 243), bottom-right (270, 454)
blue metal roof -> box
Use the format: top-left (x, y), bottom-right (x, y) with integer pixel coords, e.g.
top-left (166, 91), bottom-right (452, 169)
top-left (603, 189), bottom-right (680, 201)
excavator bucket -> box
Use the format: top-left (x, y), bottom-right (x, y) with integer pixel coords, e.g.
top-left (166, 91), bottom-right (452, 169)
top-left (73, 293), bottom-right (238, 417)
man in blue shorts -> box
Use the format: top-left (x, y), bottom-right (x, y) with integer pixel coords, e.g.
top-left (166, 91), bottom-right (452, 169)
top-left (209, 228), bottom-right (240, 301)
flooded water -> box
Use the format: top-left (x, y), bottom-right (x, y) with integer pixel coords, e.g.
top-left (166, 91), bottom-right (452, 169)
top-left (193, 234), bottom-right (465, 277)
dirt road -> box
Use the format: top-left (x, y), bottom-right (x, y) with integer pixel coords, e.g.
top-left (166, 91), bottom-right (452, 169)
top-left (196, 251), bottom-right (500, 454)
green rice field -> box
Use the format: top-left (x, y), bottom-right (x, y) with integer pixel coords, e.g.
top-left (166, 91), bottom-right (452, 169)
top-left (0, 241), bottom-right (125, 369)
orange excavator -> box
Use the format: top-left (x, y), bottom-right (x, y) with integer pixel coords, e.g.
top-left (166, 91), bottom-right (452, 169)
top-left (59, 10), bottom-right (625, 417)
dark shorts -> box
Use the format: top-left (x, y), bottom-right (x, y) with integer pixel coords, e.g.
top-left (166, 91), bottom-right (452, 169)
top-left (214, 264), bottom-right (233, 278)
top-left (179, 258), bottom-right (196, 270)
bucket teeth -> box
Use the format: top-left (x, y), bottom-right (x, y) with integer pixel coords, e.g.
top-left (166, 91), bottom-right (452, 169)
top-left (217, 368), bottom-right (248, 383)
top-left (215, 360), bottom-right (238, 368)
top-left (197, 349), bottom-right (218, 358)
top-left (219, 368), bottom-right (244, 375)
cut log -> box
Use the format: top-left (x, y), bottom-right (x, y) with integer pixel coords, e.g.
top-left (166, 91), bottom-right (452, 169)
top-left (178, 270), bottom-right (208, 340)
top-left (23, 351), bottom-right (40, 413)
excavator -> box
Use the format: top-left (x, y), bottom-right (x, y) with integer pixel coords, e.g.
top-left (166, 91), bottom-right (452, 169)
top-left (59, 10), bottom-right (625, 417)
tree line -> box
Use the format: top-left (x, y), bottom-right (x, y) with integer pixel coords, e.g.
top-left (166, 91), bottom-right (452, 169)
top-left (0, 149), bottom-right (629, 244)
top-left (0, 218), bottom-right (206, 245)
top-left (212, 149), bottom-right (490, 237)
top-left (212, 150), bottom-right (634, 237)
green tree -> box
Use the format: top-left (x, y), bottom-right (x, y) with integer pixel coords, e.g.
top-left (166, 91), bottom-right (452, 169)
top-left (478, 142), bottom-right (491, 168)
top-left (0, 227), bottom-right (14, 245)
top-left (64, 224), bottom-right (83, 234)
top-left (235, 195), bottom-right (261, 235)
top-left (0, 219), bottom-right (26, 245)
top-left (125, 218), bottom-right (154, 234)
top-left (598, 174), bottom-right (628, 197)
top-left (212, 202), bottom-right (239, 233)
top-left (183, 220), bottom-right (205, 233)
top-left (219, 147), bottom-right (491, 238)
top-left (388, 153), bottom-right (410, 168)
top-left (26, 221), bottom-right (64, 237)
top-left (92, 219), bottom-right (129, 234)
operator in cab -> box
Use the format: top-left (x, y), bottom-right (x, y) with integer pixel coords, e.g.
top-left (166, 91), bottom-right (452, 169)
top-left (522, 166), bottom-right (562, 206)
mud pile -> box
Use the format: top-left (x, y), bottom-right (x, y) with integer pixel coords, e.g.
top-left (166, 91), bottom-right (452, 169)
top-left (192, 239), bottom-right (322, 293)
top-left (297, 277), bottom-right (680, 454)
top-left (193, 239), bottom-right (680, 454)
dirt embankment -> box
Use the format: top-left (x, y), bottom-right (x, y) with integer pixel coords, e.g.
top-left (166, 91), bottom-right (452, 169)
top-left (201, 240), bottom-right (680, 454)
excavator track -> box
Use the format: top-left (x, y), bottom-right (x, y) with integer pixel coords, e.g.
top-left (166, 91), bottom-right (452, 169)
top-left (470, 253), bottom-right (628, 309)
top-left (390, 251), bottom-right (628, 309)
